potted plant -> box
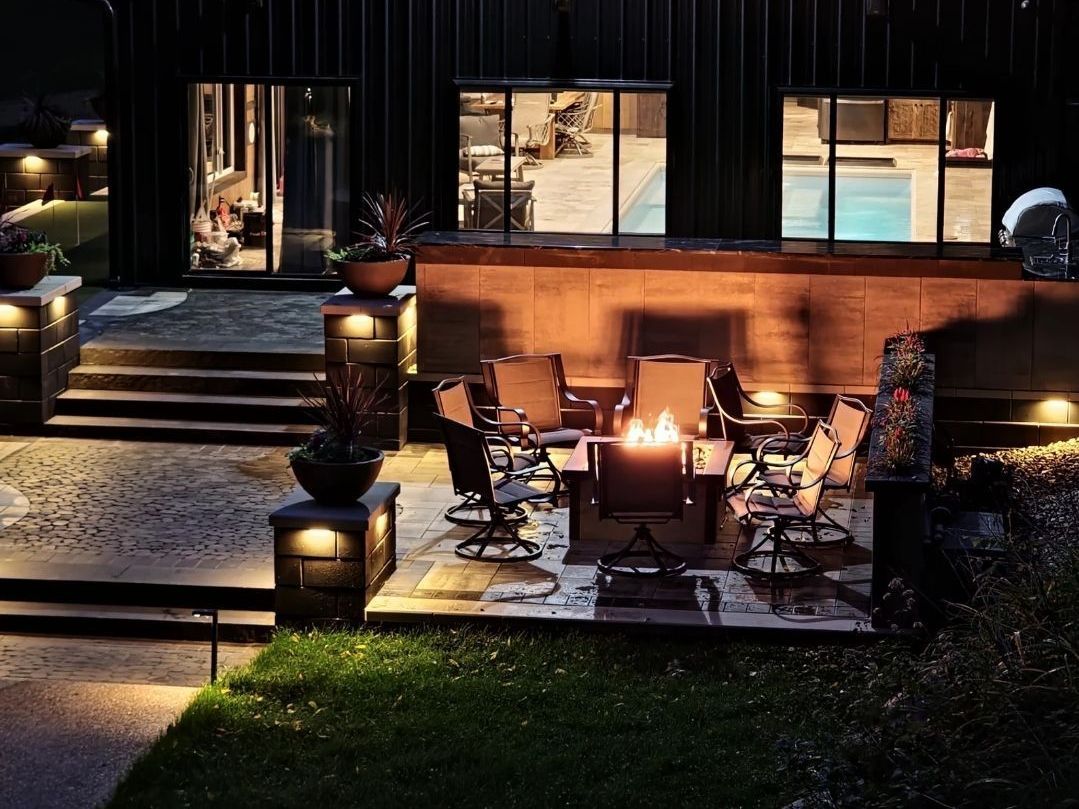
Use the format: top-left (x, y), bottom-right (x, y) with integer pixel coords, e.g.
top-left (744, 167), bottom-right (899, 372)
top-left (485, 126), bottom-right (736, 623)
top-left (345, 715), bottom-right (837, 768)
top-left (326, 192), bottom-right (428, 297)
top-left (20, 95), bottom-right (72, 149)
top-left (0, 214), bottom-right (70, 289)
top-left (288, 365), bottom-right (385, 506)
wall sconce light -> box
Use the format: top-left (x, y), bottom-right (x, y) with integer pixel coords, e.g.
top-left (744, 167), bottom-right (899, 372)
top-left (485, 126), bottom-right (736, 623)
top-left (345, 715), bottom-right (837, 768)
top-left (0, 304), bottom-right (20, 327)
top-left (23, 156), bottom-right (46, 173)
top-left (93, 129), bottom-right (109, 145)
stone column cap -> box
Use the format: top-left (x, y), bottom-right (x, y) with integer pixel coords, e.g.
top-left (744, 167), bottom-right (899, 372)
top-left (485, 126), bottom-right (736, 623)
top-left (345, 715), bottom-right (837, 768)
top-left (0, 275), bottom-right (82, 306)
top-left (269, 481), bottom-right (401, 531)
top-left (321, 285), bottom-right (416, 316)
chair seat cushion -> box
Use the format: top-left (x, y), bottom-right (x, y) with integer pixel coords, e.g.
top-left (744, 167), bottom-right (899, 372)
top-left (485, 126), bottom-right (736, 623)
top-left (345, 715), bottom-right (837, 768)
top-left (493, 479), bottom-right (548, 506)
top-left (491, 451), bottom-right (543, 474)
top-left (729, 490), bottom-right (803, 522)
top-left (748, 433), bottom-right (809, 455)
top-left (539, 427), bottom-right (590, 447)
top-left (761, 468), bottom-right (844, 488)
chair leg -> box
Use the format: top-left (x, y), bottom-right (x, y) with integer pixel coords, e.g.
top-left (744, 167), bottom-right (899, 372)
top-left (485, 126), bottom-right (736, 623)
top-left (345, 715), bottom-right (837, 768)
top-left (733, 519), bottom-right (822, 580)
top-left (598, 523), bottom-right (687, 578)
top-left (454, 506), bottom-right (543, 563)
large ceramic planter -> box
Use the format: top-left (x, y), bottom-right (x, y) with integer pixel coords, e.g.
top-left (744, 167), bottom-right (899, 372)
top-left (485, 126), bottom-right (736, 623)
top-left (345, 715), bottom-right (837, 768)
top-left (0, 253), bottom-right (48, 290)
top-left (336, 257), bottom-right (408, 297)
top-left (291, 450), bottom-right (385, 506)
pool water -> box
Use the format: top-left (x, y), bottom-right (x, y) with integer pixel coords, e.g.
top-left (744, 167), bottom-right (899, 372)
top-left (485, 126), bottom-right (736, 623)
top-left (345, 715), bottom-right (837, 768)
top-left (619, 167), bottom-right (913, 241)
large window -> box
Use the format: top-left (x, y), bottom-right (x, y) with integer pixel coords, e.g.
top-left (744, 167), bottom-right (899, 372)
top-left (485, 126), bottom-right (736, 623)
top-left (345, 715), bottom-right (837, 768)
top-left (457, 87), bottom-right (667, 235)
top-left (781, 94), bottom-right (994, 244)
top-left (187, 83), bottom-right (351, 275)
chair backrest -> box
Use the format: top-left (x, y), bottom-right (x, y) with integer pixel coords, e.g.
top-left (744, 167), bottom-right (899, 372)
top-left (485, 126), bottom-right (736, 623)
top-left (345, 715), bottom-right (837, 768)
top-left (826, 395), bottom-right (871, 489)
top-left (459, 114), bottom-right (502, 150)
top-left (512, 94), bottom-right (551, 134)
top-left (707, 361), bottom-right (747, 442)
top-left (436, 414), bottom-right (496, 505)
top-left (595, 441), bottom-right (684, 524)
top-left (433, 377), bottom-right (474, 427)
top-left (482, 354), bottom-right (563, 431)
top-left (580, 92), bottom-right (600, 129)
top-left (793, 422), bottom-right (839, 518)
top-left (628, 355), bottom-right (711, 438)
top-left (474, 180), bottom-right (535, 231)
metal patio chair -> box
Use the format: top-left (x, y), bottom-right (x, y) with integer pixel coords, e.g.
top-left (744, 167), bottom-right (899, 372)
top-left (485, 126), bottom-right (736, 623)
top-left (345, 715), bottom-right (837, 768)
top-left (556, 92), bottom-right (600, 156)
top-left (481, 353), bottom-right (603, 496)
top-left (433, 377), bottom-right (550, 525)
top-left (708, 361), bottom-right (809, 455)
top-left (593, 441), bottom-right (688, 577)
top-left (511, 93), bottom-right (555, 166)
top-left (463, 180), bottom-right (536, 231)
top-left (726, 422), bottom-right (840, 581)
top-left (436, 413), bottom-right (548, 563)
top-left (613, 354), bottom-right (719, 439)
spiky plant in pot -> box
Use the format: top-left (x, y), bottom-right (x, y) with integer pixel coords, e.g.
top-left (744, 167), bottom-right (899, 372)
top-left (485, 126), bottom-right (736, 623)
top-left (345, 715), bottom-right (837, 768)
top-left (289, 366), bottom-right (387, 505)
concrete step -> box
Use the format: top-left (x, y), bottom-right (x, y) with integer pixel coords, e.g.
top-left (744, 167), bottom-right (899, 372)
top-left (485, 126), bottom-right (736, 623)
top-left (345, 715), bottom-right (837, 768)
top-left (67, 364), bottom-right (324, 397)
top-left (0, 601), bottom-right (274, 643)
top-left (55, 389), bottom-right (317, 425)
top-left (42, 414), bottom-right (316, 445)
top-left (0, 575), bottom-right (273, 612)
top-left (79, 344), bottom-right (324, 372)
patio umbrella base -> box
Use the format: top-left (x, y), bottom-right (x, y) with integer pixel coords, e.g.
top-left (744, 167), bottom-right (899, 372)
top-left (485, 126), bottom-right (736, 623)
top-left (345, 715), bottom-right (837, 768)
top-left (598, 524), bottom-right (687, 578)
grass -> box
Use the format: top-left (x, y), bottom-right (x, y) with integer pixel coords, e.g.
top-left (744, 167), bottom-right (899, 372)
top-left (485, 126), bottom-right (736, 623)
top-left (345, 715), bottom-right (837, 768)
top-left (108, 628), bottom-right (861, 809)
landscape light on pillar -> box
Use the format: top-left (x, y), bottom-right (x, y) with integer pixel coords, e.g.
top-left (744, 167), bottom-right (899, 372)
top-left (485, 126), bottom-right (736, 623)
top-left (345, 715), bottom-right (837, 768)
top-left (192, 609), bottom-right (220, 683)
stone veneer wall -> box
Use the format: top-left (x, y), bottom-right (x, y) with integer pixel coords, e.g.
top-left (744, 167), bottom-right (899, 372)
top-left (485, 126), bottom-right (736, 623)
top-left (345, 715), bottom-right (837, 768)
top-left (68, 122), bottom-right (109, 194)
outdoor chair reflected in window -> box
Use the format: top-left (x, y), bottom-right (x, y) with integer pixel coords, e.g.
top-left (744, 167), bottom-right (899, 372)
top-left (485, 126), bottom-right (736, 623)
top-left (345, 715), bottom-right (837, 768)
top-left (726, 422), bottom-right (840, 584)
top-left (613, 354), bottom-right (719, 439)
top-left (556, 92), bottom-right (600, 156)
top-left (462, 180), bottom-right (536, 231)
top-left (436, 414), bottom-right (548, 563)
top-left (481, 353), bottom-right (603, 495)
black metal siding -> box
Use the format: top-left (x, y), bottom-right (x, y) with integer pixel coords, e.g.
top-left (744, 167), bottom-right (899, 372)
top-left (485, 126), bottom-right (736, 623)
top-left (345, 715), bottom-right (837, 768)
top-left (105, 0), bottom-right (1079, 285)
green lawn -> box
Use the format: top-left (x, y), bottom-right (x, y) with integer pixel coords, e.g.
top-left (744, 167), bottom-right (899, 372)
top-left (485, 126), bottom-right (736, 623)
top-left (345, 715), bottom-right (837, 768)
top-left (108, 628), bottom-right (863, 809)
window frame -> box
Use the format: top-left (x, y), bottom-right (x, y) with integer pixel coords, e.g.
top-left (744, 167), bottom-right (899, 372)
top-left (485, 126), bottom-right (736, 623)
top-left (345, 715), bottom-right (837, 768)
top-left (454, 79), bottom-right (671, 237)
top-left (777, 88), bottom-right (996, 246)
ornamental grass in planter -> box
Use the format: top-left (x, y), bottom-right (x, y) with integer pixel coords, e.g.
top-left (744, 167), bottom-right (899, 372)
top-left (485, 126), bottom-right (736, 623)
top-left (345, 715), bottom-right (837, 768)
top-left (0, 213), bottom-right (69, 290)
top-left (288, 366), bottom-right (385, 506)
top-left (326, 192), bottom-right (428, 297)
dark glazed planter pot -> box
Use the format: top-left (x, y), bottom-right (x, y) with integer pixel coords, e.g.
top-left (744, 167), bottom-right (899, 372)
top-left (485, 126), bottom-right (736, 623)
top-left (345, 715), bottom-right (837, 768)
top-left (0, 253), bottom-right (48, 290)
top-left (291, 450), bottom-right (385, 506)
top-left (336, 257), bottom-right (408, 297)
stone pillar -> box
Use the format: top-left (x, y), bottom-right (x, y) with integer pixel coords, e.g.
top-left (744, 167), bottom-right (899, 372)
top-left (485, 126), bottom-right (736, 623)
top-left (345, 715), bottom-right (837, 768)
top-left (271, 482), bottom-right (399, 626)
top-left (321, 285), bottom-right (416, 450)
top-left (0, 275), bottom-right (81, 424)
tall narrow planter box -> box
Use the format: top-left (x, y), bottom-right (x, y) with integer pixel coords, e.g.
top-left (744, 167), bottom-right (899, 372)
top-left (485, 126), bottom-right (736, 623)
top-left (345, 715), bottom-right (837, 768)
top-left (865, 352), bottom-right (935, 627)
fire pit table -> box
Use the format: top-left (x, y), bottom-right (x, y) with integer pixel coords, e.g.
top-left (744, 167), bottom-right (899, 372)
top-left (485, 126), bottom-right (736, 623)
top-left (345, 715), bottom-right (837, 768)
top-left (562, 436), bottom-right (735, 545)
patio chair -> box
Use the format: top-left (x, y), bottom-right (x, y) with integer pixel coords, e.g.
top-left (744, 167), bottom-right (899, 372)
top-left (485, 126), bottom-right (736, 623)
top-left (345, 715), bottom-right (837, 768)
top-left (510, 93), bottom-right (555, 166)
top-left (459, 114), bottom-right (515, 178)
top-left (481, 353), bottom-right (604, 495)
top-left (433, 376), bottom-right (549, 524)
top-left (593, 441), bottom-right (687, 577)
top-left (556, 92), bottom-right (600, 156)
top-left (436, 414), bottom-right (548, 563)
top-left (613, 354), bottom-right (719, 439)
top-left (707, 362), bottom-right (809, 454)
top-left (463, 180), bottom-right (536, 231)
top-left (726, 422), bottom-right (840, 581)
top-left (753, 395), bottom-right (871, 547)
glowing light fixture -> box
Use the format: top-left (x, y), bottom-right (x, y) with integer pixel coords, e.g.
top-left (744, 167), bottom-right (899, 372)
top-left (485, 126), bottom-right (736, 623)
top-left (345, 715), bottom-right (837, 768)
top-left (343, 314), bottom-right (374, 336)
top-left (752, 390), bottom-right (787, 407)
top-left (0, 304), bottom-right (21, 327)
top-left (301, 528), bottom-right (336, 554)
top-left (93, 128), bottom-right (109, 144)
top-left (23, 156), bottom-right (46, 173)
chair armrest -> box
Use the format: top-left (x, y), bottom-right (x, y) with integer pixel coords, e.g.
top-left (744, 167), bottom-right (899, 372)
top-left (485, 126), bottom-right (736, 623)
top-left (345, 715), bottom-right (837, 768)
top-left (698, 405), bottom-right (712, 440)
top-left (561, 389), bottom-right (604, 435)
top-left (740, 393), bottom-right (809, 436)
top-left (612, 392), bottom-right (632, 436)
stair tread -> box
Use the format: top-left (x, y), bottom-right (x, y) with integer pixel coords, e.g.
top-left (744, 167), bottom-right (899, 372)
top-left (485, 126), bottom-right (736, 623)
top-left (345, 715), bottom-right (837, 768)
top-left (58, 389), bottom-right (309, 408)
top-left (69, 364), bottom-right (323, 381)
top-left (0, 600), bottom-right (274, 625)
top-left (46, 414), bottom-right (316, 433)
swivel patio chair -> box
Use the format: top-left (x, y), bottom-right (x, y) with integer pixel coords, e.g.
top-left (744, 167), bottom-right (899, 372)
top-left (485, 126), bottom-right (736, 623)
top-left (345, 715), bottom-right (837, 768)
top-left (727, 422), bottom-right (839, 581)
top-left (753, 395), bottom-right (871, 547)
top-left (708, 361), bottom-right (809, 455)
top-left (480, 353), bottom-right (601, 498)
top-left (510, 93), bottom-right (555, 166)
top-left (613, 354), bottom-right (719, 439)
top-left (436, 414), bottom-right (548, 563)
top-left (556, 92), bottom-right (600, 156)
top-left (593, 441), bottom-right (687, 577)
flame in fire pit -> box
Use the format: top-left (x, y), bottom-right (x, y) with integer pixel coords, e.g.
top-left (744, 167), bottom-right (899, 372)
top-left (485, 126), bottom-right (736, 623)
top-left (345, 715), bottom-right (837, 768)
top-left (625, 408), bottom-right (680, 443)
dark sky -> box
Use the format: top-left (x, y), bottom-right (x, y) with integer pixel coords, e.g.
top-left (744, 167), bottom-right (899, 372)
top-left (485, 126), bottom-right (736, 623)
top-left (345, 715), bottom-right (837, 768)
top-left (0, 0), bottom-right (108, 127)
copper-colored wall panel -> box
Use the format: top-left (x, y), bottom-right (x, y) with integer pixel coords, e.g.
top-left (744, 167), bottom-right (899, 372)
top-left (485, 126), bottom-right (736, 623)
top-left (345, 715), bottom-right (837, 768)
top-left (698, 271), bottom-right (755, 369)
top-left (416, 263), bottom-right (480, 373)
top-left (749, 274), bottom-right (810, 383)
top-left (975, 280), bottom-right (1034, 390)
top-left (1031, 282), bottom-right (1079, 391)
top-left (587, 269), bottom-right (644, 379)
top-left (863, 277), bottom-right (921, 385)
top-left (533, 267), bottom-right (591, 377)
top-left (808, 275), bottom-right (866, 384)
top-left (479, 265), bottom-right (534, 359)
top-left (920, 278), bottom-right (978, 388)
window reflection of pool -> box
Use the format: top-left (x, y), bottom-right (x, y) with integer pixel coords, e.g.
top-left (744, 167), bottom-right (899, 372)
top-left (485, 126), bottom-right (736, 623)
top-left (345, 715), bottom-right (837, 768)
top-left (619, 165), bottom-right (915, 242)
